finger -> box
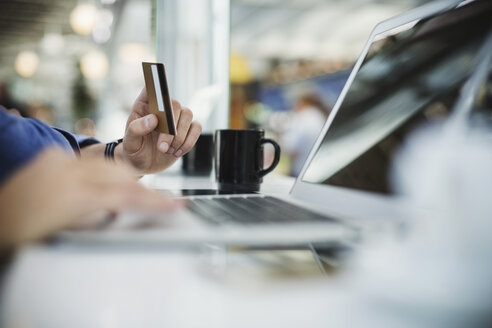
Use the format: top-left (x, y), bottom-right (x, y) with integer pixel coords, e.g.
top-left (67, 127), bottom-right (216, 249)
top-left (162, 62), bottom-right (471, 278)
top-left (128, 114), bottom-right (158, 136)
top-left (80, 164), bottom-right (146, 207)
top-left (156, 132), bottom-right (174, 154)
top-left (169, 107), bottom-right (193, 154)
top-left (59, 160), bottom-right (135, 219)
top-left (174, 121), bottom-right (202, 158)
top-left (98, 180), bottom-right (182, 212)
top-left (79, 154), bottom-right (137, 181)
top-left (125, 186), bottom-right (183, 212)
top-left (131, 88), bottom-right (151, 117)
top-left (81, 166), bottom-right (135, 196)
top-left (70, 210), bottom-right (115, 230)
top-left (124, 114), bottom-right (158, 154)
top-left (136, 87), bottom-right (148, 104)
top-left (171, 99), bottom-right (182, 122)
top-left (154, 100), bottom-right (183, 154)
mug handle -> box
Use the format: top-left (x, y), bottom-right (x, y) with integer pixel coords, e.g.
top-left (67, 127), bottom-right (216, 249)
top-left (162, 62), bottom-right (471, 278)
top-left (259, 138), bottom-right (281, 178)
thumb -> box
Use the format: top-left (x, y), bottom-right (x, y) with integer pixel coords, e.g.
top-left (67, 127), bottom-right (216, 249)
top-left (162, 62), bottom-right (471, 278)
top-left (124, 114), bottom-right (158, 153)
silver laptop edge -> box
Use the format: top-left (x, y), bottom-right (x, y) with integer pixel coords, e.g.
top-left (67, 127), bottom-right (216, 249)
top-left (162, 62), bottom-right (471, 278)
top-left (290, 0), bottom-right (467, 222)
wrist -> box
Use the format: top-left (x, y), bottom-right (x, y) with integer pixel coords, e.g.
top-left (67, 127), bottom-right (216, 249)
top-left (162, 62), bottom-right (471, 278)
top-left (113, 141), bottom-right (127, 166)
top-left (105, 138), bottom-right (124, 162)
top-left (113, 142), bottom-right (144, 178)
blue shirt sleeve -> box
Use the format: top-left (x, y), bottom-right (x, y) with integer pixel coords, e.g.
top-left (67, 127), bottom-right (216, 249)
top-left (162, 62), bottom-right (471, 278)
top-left (0, 110), bottom-right (99, 185)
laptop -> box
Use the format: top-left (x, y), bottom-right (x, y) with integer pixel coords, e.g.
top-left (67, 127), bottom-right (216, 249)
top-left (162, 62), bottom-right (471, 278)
top-left (59, 0), bottom-right (492, 247)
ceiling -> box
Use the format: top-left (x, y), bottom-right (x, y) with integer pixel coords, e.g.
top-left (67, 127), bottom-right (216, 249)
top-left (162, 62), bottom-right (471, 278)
top-left (230, 0), bottom-right (433, 62)
top-left (0, 0), bottom-right (78, 62)
top-left (0, 0), bottom-right (128, 77)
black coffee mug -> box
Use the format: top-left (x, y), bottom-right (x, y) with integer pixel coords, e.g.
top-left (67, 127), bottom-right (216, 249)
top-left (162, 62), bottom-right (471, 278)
top-left (182, 133), bottom-right (214, 176)
top-left (215, 129), bottom-right (281, 192)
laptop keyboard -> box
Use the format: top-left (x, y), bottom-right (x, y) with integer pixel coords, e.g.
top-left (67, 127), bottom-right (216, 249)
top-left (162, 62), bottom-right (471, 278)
top-left (186, 196), bottom-right (338, 226)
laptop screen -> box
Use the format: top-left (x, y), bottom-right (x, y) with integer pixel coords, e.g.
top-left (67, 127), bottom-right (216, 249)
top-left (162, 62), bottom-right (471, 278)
top-left (301, 0), bottom-right (492, 195)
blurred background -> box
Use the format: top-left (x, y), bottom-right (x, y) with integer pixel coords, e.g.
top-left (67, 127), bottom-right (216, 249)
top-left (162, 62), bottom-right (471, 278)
top-left (0, 0), bottom-right (432, 175)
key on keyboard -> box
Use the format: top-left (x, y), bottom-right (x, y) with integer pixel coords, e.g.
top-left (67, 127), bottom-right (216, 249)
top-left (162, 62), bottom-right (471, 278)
top-left (186, 196), bottom-right (337, 226)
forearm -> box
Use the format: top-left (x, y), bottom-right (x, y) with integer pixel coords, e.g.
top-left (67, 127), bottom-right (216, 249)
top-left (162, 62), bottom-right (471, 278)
top-left (79, 143), bottom-right (145, 179)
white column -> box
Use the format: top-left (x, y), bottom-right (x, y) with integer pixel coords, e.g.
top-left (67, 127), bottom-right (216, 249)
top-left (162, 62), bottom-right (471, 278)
top-left (155, 0), bottom-right (230, 131)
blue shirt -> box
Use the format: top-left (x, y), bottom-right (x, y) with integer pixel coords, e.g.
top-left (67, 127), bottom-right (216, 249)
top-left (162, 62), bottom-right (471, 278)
top-left (0, 110), bottom-right (99, 185)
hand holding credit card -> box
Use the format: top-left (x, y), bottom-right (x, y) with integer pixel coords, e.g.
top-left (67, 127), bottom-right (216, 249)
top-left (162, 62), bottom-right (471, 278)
top-left (118, 62), bottom-right (202, 174)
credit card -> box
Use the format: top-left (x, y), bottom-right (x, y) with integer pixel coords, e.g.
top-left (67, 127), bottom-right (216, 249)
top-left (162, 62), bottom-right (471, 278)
top-left (142, 62), bottom-right (176, 135)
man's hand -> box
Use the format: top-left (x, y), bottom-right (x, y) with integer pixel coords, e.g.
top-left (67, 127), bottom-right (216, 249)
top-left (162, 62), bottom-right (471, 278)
top-left (0, 148), bottom-right (181, 248)
top-left (120, 88), bottom-right (202, 174)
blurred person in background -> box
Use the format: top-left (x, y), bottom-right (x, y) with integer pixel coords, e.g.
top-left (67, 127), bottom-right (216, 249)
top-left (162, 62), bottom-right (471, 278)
top-left (75, 117), bottom-right (97, 137)
top-left (281, 93), bottom-right (331, 176)
top-left (0, 83), bottom-right (26, 117)
top-left (28, 103), bottom-right (55, 125)
top-left (0, 84), bottom-right (55, 124)
top-left (0, 88), bottom-right (201, 248)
